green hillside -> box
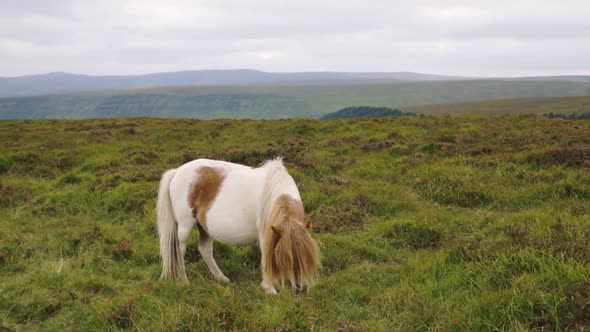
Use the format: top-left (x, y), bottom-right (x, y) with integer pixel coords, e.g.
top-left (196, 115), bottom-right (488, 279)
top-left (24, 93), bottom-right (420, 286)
top-left (405, 95), bottom-right (590, 116)
top-left (1, 80), bottom-right (590, 119)
top-left (1, 115), bottom-right (590, 330)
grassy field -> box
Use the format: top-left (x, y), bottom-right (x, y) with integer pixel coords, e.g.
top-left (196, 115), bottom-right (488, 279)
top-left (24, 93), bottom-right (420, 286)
top-left (405, 96), bottom-right (590, 116)
top-left (2, 80), bottom-right (590, 119)
top-left (1, 116), bottom-right (590, 330)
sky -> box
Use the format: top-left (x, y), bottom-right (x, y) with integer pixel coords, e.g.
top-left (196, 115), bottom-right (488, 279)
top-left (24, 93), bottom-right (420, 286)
top-left (1, 0), bottom-right (589, 77)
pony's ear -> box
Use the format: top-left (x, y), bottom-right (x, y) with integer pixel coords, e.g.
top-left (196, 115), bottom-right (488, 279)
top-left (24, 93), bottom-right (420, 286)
top-left (271, 225), bottom-right (282, 236)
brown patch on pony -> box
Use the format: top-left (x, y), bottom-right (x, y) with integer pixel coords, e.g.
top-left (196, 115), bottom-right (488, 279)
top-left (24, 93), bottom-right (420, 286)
top-left (277, 194), bottom-right (305, 223)
top-left (263, 194), bottom-right (320, 291)
top-left (188, 166), bottom-right (226, 231)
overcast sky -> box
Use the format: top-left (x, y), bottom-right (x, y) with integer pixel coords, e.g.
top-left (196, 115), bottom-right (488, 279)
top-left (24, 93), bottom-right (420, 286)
top-left (1, 0), bottom-right (589, 77)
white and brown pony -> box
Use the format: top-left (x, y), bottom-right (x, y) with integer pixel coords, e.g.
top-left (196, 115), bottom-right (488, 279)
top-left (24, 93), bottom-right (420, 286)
top-left (157, 158), bottom-right (320, 294)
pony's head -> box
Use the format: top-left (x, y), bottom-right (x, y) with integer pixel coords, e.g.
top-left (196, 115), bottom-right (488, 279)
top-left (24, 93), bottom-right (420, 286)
top-left (264, 194), bottom-right (320, 294)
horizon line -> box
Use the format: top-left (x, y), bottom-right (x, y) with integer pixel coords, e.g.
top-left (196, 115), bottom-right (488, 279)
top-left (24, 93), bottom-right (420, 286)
top-left (1, 68), bottom-right (589, 79)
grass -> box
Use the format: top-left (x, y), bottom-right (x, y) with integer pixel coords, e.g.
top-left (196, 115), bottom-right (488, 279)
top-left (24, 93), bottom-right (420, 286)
top-left (1, 115), bottom-right (590, 330)
top-left (2, 80), bottom-right (590, 119)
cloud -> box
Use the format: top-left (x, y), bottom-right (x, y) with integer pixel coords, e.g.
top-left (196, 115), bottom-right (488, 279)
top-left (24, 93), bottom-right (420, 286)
top-left (1, 0), bottom-right (589, 76)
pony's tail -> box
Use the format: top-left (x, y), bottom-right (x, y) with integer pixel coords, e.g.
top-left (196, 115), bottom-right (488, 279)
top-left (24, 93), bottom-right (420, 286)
top-left (157, 169), bottom-right (188, 283)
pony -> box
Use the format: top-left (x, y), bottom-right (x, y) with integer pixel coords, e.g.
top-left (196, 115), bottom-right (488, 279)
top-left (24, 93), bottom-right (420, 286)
top-left (157, 157), bottom-right (320, 294)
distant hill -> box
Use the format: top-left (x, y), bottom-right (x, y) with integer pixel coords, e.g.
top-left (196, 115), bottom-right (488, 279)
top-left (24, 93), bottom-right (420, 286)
top-left (2, 69), bottom-right (589, 99)
top-left (0, 70), bottom-right (470, 98)
top-left (1, 80), bottom-right (590, 119)
top-left (507, 76), bottom-right (590, 83)
top-left (322, 106), bottom-right (416, 119)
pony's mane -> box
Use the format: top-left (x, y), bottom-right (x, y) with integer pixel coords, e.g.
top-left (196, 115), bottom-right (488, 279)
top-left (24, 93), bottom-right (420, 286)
top-left (258, 157), bottom-right (291, 228)
top-left (259, 158), bottom-right (320, 289)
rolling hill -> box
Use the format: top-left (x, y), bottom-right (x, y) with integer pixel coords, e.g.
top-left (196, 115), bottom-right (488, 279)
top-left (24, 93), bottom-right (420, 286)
top-left (0, 70), bottom-right (469, 98)
top-left (1, 69), bottom-right (589, 99)
top-left (1, 80), bottom-right (590, 119)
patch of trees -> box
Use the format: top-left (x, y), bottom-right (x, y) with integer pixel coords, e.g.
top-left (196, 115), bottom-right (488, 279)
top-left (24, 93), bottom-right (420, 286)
top-left (542, 112), bottom-right (590, 119)
top-left (322, 106), bottom-right (417, 119)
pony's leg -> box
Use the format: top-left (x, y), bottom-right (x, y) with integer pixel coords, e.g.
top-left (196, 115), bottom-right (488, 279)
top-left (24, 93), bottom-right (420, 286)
top-left (259, 240), bottom-right (278, 295)
top-left (197, 225), bottom-right (230, 283)
top-left (260, 268), bottom-right (278, 295)
top-left (177, 216), bottom-right (196, 262)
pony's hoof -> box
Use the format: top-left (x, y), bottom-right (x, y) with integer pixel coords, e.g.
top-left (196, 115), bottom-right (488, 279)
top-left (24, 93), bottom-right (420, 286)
top-left (216, 275), bottom-right (230, 283)
top-left (265, 288), bottom-right (278, 295)
top-left (260, 281), bottom-right (277, 295)
top-left (260, 281), bottom-right (278, 295)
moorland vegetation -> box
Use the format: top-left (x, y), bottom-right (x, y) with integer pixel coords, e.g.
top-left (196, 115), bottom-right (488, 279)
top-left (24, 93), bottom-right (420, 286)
top-left (1, 115), bottom-right (590, 330)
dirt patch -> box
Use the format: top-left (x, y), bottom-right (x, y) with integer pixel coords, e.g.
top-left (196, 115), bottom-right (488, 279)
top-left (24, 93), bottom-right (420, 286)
top-left (58, 173), bottom-right (82, 185)
top-left (0, 183), bottom-right (31, 207)
top-left (526, 143), bottom-right (590, 168)
top-left (63, 123), bottom-right (97, 131)
top-left (190, 139), bottom-right (312, 169)
top-left (106, 239), bottom-right (133, 260)
top-left (361, 138), bottom-right (395, 152)
top-left (281, 137), bottom-right (310, 158)
top-left (220, 146), bottom-right (281, 166)
top-left (173, 149), bottom-right (212, 164)
top-left (260, 137), bottom-right (314, 170)
top-left (329, 176), bottom-right (349, 185)
top-left (386, 223), bottom-right (444, 249)
top-left (214, 120), bottom-right (231, 130)
top-left (338, 319), bottom-right (364, 332)
top-left (309, 204), bottom-right (367, 233)
top-left (0, 248), bottom-right (12, 265)
top-left (507, 224), bottom-right (529, 246)
top-left (512, 219), bottom-right (590, 263)
top-left (110, 298), bottom-right (134, 329)
top-left (89, 129), bottom-right (112, 136)
top-left (534, 281), bottom-right (590, 330)
top-left (437, 134), bottom-right (457, 143)
top-left (31, 203), bottom-right (59, 217)
top-left (216, 306), bottom-right (236, 330)
top-left (98, 121), bottom-right (140, 130)
top-left (96, 164), bottom-right (162, 188)
top-left (126, 150), bottom-right (158, 165)
top-left (87, 129), bottom-right (113, 143)
top-left (327, 135), bottom-right (363, 148)
top-left (468, 145), bottom-right (493, 156)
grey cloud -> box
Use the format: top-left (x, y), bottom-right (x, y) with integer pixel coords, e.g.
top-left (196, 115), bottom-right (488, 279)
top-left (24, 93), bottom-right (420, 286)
top-left (1, 0), bottom-right (589, 76)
